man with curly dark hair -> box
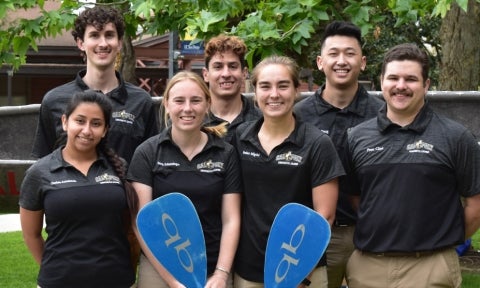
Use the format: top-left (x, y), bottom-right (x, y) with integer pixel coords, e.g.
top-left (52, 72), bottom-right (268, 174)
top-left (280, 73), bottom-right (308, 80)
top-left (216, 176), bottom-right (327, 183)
top-left (32, 5), bottom-right (158, 164)
top-left (31, 6), bottom-right (158, 278)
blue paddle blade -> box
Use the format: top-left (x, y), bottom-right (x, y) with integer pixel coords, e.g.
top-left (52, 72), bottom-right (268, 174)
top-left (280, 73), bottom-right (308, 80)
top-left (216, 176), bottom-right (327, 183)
top-left (136, 192), bottom-right (207, 287)
top-left (264, 203), bottom-right (331, 288)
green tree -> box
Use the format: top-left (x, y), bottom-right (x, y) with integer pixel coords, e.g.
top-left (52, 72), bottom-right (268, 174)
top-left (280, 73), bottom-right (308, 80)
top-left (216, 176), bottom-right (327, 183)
top-left (439, 0), bottom-right (480, 90)
top-left (0, 0), bottom-right (78, 70)
top-left (0, 0), bottom-right (478, 90)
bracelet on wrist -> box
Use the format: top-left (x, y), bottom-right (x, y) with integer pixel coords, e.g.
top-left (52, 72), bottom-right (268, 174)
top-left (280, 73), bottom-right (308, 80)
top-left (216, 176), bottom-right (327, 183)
top-left (215, 266), bottom-right (230, 275)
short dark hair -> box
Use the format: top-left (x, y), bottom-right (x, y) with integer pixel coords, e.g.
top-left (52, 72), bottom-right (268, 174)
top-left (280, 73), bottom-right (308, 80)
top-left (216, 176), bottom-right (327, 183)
top-left (321, 21), bottom-right (363, 51)
top-left (72, 6), bottom-right (125, 41)
top-left (381, 43), bottom-right (430, 83)
top-left (204, 34), bottom-right (247, 69)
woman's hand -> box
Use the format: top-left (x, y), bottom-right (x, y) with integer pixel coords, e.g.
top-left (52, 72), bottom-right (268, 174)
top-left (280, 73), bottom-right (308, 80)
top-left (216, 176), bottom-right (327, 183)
top-left (204, 269), bottom-right (228, 288)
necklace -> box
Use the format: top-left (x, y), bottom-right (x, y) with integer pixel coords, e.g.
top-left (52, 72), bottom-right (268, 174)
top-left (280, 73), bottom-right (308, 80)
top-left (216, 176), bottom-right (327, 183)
top-left (183, 133), bottom-right (204, 160)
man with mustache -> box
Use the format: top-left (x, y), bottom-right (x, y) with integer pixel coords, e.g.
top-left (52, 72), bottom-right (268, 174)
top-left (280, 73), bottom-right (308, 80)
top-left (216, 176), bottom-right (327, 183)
top-left (202, 35), bottom-right (261, 143)
top-left (32, 5), bottom-right (158, 164)
top-left (345, 43), bottom-right (480, 288)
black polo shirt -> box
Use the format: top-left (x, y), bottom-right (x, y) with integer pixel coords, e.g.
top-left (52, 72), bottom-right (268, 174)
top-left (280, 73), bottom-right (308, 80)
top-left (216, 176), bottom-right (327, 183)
top-left (347, 102), bottom-right (480, 253)
top-left (233, 117), bottom-right (345, 282)
top-left (127, 128), bottom-right (242, 275)
top-left (19, 148), bottom-right (135, 288)
top-left (294, 85), bottom-right (383, 225)
top-left (205, 95), bottom-right (262, 143)
top-left (32, 69), bottom-right (159, 163)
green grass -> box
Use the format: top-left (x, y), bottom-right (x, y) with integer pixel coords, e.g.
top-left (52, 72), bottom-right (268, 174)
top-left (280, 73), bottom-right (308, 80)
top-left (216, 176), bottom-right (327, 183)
top-left (0, 231), bottom-right (39, 288)
top-left (462, 232), bottom-right (480, 288)
top-left (0, 230), bottom-right (480, 287)
top-left (472, 230), bottom-right (480, 250)
top-left (463, 273), bottom-right (480, 288)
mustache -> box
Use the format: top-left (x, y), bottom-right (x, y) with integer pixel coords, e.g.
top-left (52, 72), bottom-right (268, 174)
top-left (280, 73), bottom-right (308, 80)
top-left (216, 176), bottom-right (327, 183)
top-left (392, 89), bottom-right (412, 96)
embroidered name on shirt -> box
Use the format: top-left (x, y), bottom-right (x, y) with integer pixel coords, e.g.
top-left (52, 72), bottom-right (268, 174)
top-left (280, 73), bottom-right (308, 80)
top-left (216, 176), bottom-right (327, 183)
top-left (406, 140), bottom-right (433, 154)
top-left (95, 173), bottom-right (121, 184)
top-left (197, 159), bottom-right (224, 172)
top-left (51, 179), bottom-right (77, 185)
top-left (366, 146), bottom-right (384, 152)
top-left (158, 162), bottom-right (180, 167)
top-left (243, 150), bottom-right (261, 158)
top-left (276, 151), bottom-right (302, 166)
top-left (112, 110), bottom-right (135, 124)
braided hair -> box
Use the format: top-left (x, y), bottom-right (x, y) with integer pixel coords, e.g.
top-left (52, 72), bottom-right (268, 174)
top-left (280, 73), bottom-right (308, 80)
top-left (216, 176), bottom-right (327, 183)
top-left (60, 90), bottom-right (139, 216)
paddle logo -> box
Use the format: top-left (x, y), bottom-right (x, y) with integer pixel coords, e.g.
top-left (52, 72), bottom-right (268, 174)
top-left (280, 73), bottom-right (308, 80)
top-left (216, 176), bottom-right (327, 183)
top-left (162, 212), bottom-right (195, 272)
top-left (137, 192), bottom-right (207, 287)
top-left (264, 203), bottom-right (331, 288)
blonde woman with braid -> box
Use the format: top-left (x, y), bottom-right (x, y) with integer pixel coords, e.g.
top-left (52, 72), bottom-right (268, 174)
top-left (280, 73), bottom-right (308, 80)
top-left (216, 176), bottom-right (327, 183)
top-left (128, 71), bottom-right (242, 288)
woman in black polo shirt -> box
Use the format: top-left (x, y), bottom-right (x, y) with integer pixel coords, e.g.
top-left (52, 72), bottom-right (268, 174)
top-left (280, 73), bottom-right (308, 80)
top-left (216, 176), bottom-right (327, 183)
top-left (128, 71), bottom-right (242, 288)
top-left (19, 91), bottom-right (136, 288)
top-left (233, 56), bottom-right (344, 288)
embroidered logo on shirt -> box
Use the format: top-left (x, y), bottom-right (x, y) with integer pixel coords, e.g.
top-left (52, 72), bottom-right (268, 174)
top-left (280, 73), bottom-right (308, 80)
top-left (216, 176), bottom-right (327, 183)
top-left (112, 110), bottom-right (135, 125)
top-left (95, 173), bottom-right (121, 184)
top-left (197, 159), bottom-right (224, 172)
top-left (276, 151), bottom-right (302, 166)
top-left (406, 140), bottom-right (433, 154)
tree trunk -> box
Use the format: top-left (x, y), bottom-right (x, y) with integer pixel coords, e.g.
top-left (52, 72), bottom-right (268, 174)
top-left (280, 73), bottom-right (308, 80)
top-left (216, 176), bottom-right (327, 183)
top-left (439, 0), bottom-right (480, 90)
top-left (120, 34), bottom-right (138, 85)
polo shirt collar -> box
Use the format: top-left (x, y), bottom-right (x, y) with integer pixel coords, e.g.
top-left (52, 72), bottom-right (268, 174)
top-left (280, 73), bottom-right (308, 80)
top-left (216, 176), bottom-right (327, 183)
top-left (158, 127), bottom-right (226, 150)
top-left (209, 94), bottom-right (258, 124)
top-left (75, 69), bottom-right (128, 105)
top-left (49, 146), bottom-right (110, 172)
top-left (315, 84), bottom-right (371, 116)
top-left (378, 101), bottom-right (433, 133)
top-left (238, 115), bottom-right (304, 147)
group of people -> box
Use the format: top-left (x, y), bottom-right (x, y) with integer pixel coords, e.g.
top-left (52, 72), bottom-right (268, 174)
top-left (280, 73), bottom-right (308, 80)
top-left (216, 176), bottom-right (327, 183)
top-left (18, 5), bottom-right (480, 288)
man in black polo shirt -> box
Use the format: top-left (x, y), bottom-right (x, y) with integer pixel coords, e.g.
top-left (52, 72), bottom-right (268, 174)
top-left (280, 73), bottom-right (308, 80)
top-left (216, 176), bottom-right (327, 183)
top-left (32, 6), bottom-right (158, 163)
top-left (294, 21), bottom-right (383, 288)
top-left (345, 43), bottom-right (480, 288)
top-left (202, 35), bottom-right (261, 143)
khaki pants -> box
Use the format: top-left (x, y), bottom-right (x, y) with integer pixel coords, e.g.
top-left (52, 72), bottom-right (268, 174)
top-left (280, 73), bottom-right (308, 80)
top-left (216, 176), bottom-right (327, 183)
top-left (137, 254), bottom-right (233, 288)
top-left (326, 225), bottom-right (355, 288)
top-left (234, 266), bottom-right (327, 288)
top-left (346, 248), bottom-right (462, 288)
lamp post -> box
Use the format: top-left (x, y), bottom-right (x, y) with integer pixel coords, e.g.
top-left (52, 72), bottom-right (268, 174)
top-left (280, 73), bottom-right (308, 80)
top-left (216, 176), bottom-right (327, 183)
top-left (7, 69), bottom-right (13, 106)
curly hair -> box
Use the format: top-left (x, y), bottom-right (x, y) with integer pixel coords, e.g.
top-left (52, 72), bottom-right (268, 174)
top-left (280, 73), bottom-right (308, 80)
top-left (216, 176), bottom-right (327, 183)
top-left (72, 5), bottom-right (125, 41)
top-left (204, 34), bottom-right (247, 69)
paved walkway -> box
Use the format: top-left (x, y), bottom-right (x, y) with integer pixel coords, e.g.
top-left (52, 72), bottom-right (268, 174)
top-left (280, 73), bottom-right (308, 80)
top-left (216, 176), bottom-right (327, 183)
top-left (0, 213), bottom-right (22, 233)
